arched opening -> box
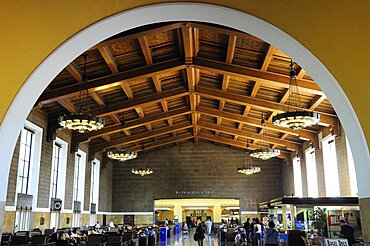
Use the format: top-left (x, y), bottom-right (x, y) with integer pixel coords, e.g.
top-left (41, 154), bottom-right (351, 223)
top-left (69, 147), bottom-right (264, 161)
top-left (0, 2), bottom-right (368, 234)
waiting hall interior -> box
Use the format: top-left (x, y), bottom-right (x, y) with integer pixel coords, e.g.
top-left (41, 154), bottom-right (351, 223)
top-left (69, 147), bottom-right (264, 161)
top-left (0, 2), bottom-right (369, 246)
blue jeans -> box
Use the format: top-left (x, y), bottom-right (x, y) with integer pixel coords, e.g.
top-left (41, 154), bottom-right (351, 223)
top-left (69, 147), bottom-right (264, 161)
top-left (198, 239), bottom-right (204, 246)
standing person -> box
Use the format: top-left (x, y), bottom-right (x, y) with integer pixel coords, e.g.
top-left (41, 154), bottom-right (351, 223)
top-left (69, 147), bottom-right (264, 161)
top-left (253, 218), bottom-right (263, 246)
top-left (243, 218), bottom-right (251, 243)
top-left (264, 221), bottom-right (280, 246)
top-left (109, 220), bottom-right (115, 230)
top-left (164, 218), bottom-right (169, 226)
top-left (204, 219), bottom-right (212, 236)
top-left (95, 221), bottom-right (101, 229)
top-left (194, 224), bottom-right (205, 246)
top-left (340, 219), bottom-right (355, 245)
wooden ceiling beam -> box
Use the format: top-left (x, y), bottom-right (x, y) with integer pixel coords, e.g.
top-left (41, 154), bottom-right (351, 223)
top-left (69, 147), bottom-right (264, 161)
top-left (297, 68), bottom-right (306, 79)
top-left (138, 36), bottom-right (153, 65)
top-left (181, 25), bottom-right (194, 64)
top-left (195, 85), bottom-right (337, 125)
top-left (197, 121), bottom-right (302, 150)
top-left (57, 99), bottom-right (77, 114)
top-left (308, 95), bottom-right (326, 110)
top-left (226, 35), bottom-right (237, 64)
top-left (120, 82), bottom-right (151, 130)
top-left (198, 133), bottom-right (289, 159)
top-left (182, 24), bottom-right (199, 144)
top-left (152, 76), bottom-right (162, 93)
top-left (65, 62), bottom-right (108, 109)
top-left (267, 88), bottom-right (290, 122)
top-left (89, 87), bottom-right (188, 117)
top-left (137, 35), bottom-right (170, 132)
top-left (38, 58), bottom-right (185, 104)
top-left (236, 81), bottom-right (260, 134)
top-left (90, 91), bottom-right (105, 107)
top-left (98, 46), bottom-right (119, 73)
top-left (109, 113), bottom-right (132, 136)
top-left (66, 62), bottom-right (83, 82)
top-left (260, 45), bottom-right (276, 71)
top-left (193, 57), bottom-right (324, 96)
top-left (216, 74), bottom-right (230, 135)
top-left (73, 107), bottom-right (191, 144)
top-left (197, 106), bottom-right (318, 143)
top-left (193, 27), bottom-right (200, 56)
top-left (101, 135), bottom-right (110, 142)
top-left (89, 121), bottom-right (192, 153)
top-left (130, 133), bottom-right (194, 152)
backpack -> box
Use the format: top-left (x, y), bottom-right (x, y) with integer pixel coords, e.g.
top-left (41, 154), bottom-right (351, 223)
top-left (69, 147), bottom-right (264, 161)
top-left (193, 232), bottom-right (199, 241)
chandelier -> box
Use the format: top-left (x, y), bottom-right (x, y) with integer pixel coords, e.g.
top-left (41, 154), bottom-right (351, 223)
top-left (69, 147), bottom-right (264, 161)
top-left (58, 54), bottom-right (105, 133)
top-left (250, 113), bottom-right (280, 160)
top-left (131, 167), bottom-right (154, 176)
top-left (272, 59), bottom-right (320, 130)
top-left (249, 147), bottom-right (280, 160)
top-left (131, 146), bottom-right (153, 176)
top-left (107, 149), bottom-right (138, 162)
top-left (237, 151), bottom-right (261, 175)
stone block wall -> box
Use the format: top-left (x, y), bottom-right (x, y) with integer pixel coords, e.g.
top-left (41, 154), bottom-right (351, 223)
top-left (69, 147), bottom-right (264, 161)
top-left (112, 141), bottom-right (284, 212)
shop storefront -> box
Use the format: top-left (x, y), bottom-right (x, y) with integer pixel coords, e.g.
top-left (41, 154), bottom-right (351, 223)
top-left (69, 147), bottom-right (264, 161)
top-left (259, 197), bottom-right (360, 238)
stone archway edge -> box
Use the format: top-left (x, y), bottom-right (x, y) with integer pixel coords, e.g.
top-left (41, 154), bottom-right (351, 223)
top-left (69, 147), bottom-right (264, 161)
top-left (0, 3), bottom-right (368, 201)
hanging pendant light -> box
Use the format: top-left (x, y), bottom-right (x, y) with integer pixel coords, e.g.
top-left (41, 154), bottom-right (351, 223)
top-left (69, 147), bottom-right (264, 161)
top-left (107, 149), bottom-right (138, 162)
top-left (107, 112), bottom-right (137, 162)
top-left (131, 146), bottom-right (153, 176)
top-left (250, 112), bottom-right (280, 160)
top-left (131, 167), bottom-right (154, 176)
top-left (58, 54), bottom-right (105, 133)
top-left (272, 59), bottom-right (320, 130)
top-left (237, 150), bottom-right (261, 175)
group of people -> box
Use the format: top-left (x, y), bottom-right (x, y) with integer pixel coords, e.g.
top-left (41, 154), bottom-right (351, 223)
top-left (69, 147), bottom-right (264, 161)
top-left (241, 218), bottom-right (274, 246)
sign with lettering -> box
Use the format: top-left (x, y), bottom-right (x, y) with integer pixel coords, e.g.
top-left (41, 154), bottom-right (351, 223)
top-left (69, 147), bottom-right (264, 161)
top-left (190, 213), bottom-right (207, 217)
top-left (175, 190), bottom-right (217, 195)
top-left (328, 215), bottom-right (341, 226)
top-left (324, 239), bottom-right (349, 246)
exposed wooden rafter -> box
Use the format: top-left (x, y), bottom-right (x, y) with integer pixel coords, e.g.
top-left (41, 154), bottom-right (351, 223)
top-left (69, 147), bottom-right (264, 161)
top-left (40, 22), bottom-right (339, 158)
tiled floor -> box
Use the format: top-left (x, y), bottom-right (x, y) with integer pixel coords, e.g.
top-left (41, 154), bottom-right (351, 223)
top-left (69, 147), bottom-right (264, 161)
top-left (156, 230), bottom-right (238, 246)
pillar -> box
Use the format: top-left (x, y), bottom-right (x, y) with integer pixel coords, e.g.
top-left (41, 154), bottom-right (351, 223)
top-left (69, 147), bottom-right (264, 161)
top-left (0, 201), bottom-right (5, 240)
top-left (213, 205), bottom-right (222, 223)
top-left (359, 197), bottom-right (370, 246)
top-left (174, 205), bottom-right (183, 223)
top-left (282, 205), bottom-right (287, 233)
top-left (290, 205), bottom-right (296, 230)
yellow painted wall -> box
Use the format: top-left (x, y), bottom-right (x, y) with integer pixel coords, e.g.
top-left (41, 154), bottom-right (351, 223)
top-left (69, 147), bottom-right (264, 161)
top-left (3, 211), bottom-right (15, 233)
top-left (158, 211), bottom-right (174, 222)
top-left (33, 212), bottom-right (51, 230)
top-left (0, 1), bottom-right (369, 147)
top-left (135, 215), bottom-right (154, 226)
top-left (106, 215), bottom-right (123, 225)
top-left (60, 213), bottom-right (73, 228)
top-left (81, 214), bottom-right (90, 227)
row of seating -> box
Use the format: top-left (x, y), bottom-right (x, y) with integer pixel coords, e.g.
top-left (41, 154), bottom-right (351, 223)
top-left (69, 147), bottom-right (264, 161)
top-left (1, 232), bottom-right (136, 246)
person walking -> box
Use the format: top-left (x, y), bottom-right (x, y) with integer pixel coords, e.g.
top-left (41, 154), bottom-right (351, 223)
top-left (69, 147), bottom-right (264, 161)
top-left (243, 218), bottom-right (251, 243)
top-left (253, 218), bottom-right (263, 246)
top-left (204, 219), bottom-right (212, 236)
top-left (194, 224), bottom-right (205, 246)
top-left (340, 219), bottom-right (355, 245)
top-left (264, 221), bottom-right (280, 246)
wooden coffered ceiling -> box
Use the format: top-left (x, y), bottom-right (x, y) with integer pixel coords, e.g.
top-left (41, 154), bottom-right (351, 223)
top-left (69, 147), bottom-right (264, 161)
top-left (37, 22), bottom-right (339, 160)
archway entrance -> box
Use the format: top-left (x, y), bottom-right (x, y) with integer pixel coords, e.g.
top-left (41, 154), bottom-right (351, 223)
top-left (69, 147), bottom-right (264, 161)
top-left (0, 2), bottom-right (369, 237)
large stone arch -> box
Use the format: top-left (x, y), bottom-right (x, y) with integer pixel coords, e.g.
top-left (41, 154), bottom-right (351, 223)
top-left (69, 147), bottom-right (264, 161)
top-left (0, 3), bottom-right (368, 206)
